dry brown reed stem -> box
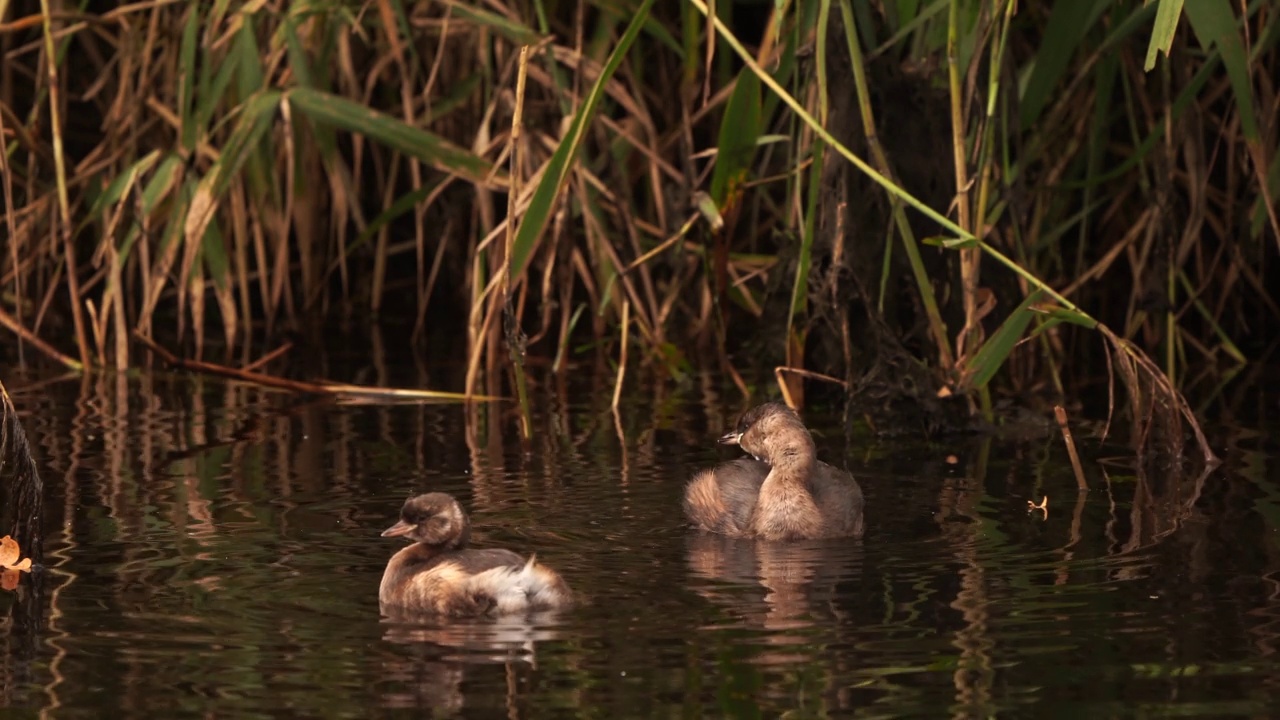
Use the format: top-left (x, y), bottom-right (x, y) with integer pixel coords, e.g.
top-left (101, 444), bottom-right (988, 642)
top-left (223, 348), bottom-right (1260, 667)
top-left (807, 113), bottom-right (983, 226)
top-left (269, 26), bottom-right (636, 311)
top-left (38, 0), bottom-right (89, 368)
top-left (506, 45), bottom-right (532, 440)
top-left (1060, 207), bottom-right (1152, 299)
top-left (134, 332), bottom-right (498, 402)
top-left (611, 299), bottom-right (629, 412)
top-left (241, 342), bottom-right (295, 372)
top-left (1053, 405), bottom-right (1089, 492)
top-left (0, 306), bottom-right (81, 370)
top-left (1099, 325), bottom-right (1218, 465)
top-left (774, 366), bottom-right (848, 411)
top-left (134, 331), bottom-right (330, 393)
top-left (626, 213), bottom-right (700, 271)
top-left (946, 0), bottom-right (979, 366)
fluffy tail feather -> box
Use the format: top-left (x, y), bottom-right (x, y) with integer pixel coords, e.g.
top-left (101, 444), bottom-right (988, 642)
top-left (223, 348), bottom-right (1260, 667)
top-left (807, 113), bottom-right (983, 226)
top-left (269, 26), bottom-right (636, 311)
top-left (468, 554), bottom-right (572, 614)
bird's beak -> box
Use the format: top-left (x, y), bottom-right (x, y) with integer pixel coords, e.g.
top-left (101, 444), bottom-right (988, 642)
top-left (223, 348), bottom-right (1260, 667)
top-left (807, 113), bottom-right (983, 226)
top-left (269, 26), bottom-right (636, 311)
top-left (718, 431), bottom-right (741, 446)
top-left (381, 520), bottom-right (414, 538)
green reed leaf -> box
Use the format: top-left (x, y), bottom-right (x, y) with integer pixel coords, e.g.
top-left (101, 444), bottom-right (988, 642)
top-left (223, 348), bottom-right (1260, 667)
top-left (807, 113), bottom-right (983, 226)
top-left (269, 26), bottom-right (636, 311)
top-left (184, 91), bottom-right (281, 247)
top-left (1032, 305), bottom-right (1098, 330)
top-left (1184, 0), bottom-right (1258, 141)
top-left (120, 153), bottom-right (184, 258)
top-left (231, 16), bottom-right (273, 201)
top-left (1021, 0), bottom-right (1110, 129)
top-left (201, 214), bottom-right (230, 284)
top-left (197, 45), bottom-right (241, 141)
top-left (709, 69), bottom-right (761, 207)
top-left (287, 87), bottom-right (501, 188)
top-left (961, 290), bottom-right (1042, 391)
top-left (354, 181), bottom-right (442, 252)
top-left (178, 5), bottom-right (201, 151)
top-left (1145, 0), bottom-right (1185, 70)
top-left (87, 150), bottom-right (161, 220)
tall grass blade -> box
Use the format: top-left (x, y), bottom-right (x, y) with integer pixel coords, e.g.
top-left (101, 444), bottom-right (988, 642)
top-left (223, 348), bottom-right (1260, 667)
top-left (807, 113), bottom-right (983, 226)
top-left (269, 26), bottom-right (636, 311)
top-left (178, 4), bottom-right (201, 151)
top-left (39, 0), bottom-right (88, 367)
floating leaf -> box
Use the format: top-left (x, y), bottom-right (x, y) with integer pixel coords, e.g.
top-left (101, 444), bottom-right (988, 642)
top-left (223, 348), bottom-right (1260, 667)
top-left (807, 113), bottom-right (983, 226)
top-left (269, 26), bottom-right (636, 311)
top-left (0, 535), bottom-right (32, 573)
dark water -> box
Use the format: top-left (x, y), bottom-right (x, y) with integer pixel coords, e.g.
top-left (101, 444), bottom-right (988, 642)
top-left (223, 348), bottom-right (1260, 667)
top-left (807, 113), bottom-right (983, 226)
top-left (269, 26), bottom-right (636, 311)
top-left (2, 369), bottom-right (1279, 718)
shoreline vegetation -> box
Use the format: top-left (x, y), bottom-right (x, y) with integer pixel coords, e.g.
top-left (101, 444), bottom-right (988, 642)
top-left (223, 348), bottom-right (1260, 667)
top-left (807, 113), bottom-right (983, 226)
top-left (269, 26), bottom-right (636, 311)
top-left (2, 1), bottom-right (1276, 461)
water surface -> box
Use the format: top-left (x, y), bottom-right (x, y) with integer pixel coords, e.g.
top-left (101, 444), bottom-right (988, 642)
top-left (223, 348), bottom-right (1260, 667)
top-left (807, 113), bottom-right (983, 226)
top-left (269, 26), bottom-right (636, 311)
top-left (2, 370), bottom-right (1278, 718)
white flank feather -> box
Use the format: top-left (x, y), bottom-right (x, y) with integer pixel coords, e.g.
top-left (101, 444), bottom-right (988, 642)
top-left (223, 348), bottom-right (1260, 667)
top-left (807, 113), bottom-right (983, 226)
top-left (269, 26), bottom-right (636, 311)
top-left (468, 555), bottom-right (570, 613)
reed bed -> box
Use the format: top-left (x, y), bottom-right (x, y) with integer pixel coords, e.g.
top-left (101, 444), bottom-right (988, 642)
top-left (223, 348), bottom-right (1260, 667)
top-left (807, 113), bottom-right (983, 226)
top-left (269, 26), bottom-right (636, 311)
top-left (1, 0), bottom-right (1276, 459)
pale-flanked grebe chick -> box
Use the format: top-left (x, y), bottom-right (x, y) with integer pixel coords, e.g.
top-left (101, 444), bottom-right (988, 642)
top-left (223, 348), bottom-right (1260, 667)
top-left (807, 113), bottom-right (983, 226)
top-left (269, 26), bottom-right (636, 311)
top-left (379, 493), bottom-right (572, 616)
top-left (684, 402), bottom-right (865, 541)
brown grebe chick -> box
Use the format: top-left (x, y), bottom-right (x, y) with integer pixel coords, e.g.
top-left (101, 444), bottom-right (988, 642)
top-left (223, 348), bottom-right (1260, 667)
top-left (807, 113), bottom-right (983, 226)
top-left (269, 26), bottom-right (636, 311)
top-left (684, 402), bottom-right (865, 541)
top-left (379, 493), bottom-right (572, 616)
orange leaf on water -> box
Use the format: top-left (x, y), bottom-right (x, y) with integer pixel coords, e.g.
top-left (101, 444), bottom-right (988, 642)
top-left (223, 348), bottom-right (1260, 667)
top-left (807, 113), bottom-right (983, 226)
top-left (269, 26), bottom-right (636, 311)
top-left (0, 535), bottom-right (33, 572)
top-left (1, 568), bottom-right (19, 591)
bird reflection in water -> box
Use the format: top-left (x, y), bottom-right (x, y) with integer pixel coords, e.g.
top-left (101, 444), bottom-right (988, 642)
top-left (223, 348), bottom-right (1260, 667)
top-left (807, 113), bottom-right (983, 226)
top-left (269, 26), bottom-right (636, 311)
top-left (376, 607), bottom-right (566, 715)
top-left (686, 532), bottom-right (864, 670)
top-left (685, 534), bottom-right (865, 713)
